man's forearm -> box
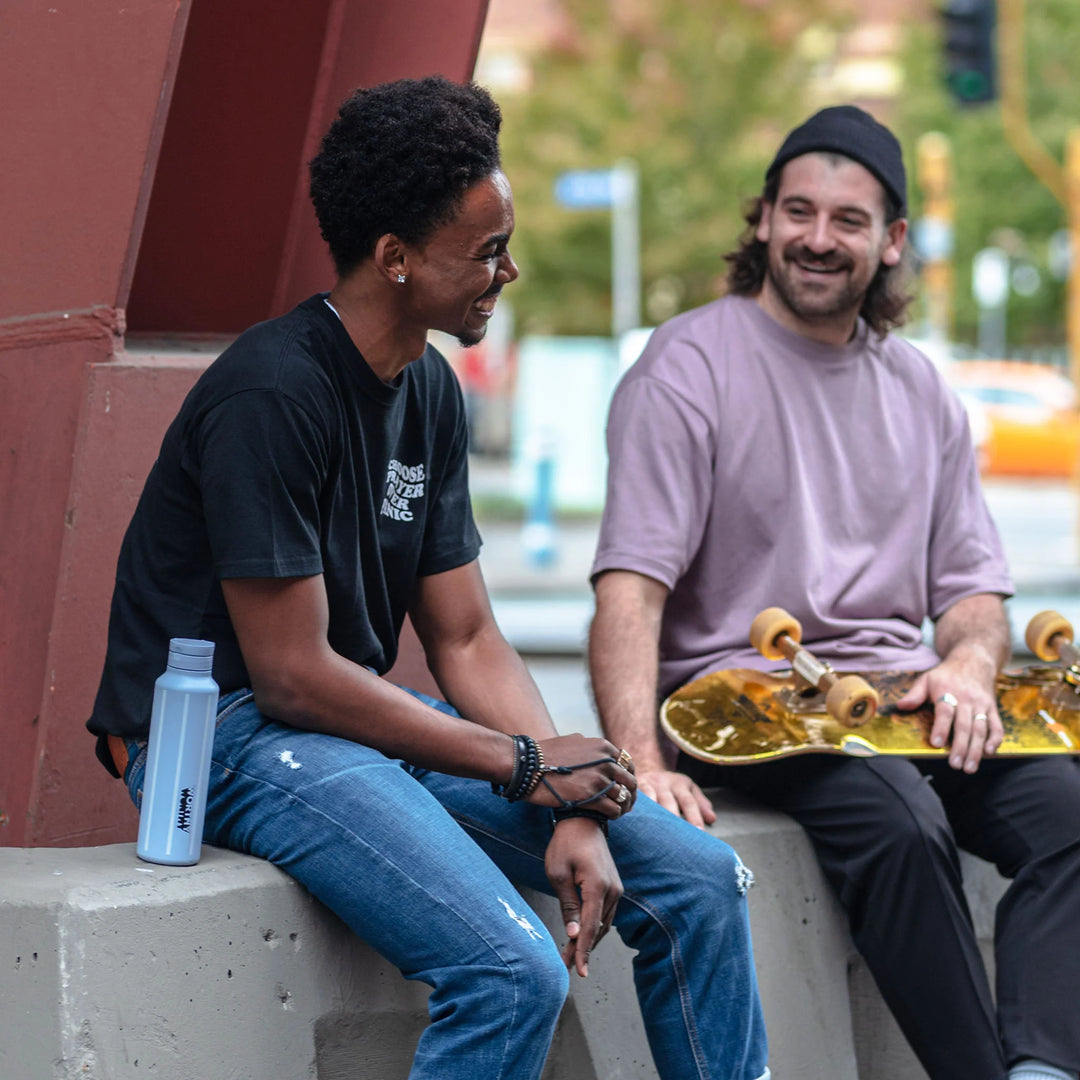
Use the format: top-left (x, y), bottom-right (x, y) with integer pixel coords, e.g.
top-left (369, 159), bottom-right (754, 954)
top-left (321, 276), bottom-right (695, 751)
top-left (590, 571), bottom-right (716, 827)
top-left (425, 622), bottom-right (559, 742)
top-left (589, 572), bottom-right (669, 769)
top-left (934, 592), bottom-right (1010, 673)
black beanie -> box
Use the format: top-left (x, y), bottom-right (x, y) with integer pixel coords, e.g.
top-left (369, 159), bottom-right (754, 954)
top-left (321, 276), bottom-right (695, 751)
top-left (765, 105), bottom-right (907, 215)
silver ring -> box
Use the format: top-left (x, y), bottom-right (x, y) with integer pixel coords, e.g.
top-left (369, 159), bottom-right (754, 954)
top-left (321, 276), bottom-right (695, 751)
top-left (973, 712), bottom-right (988, 724)
top-left (615, 786), bottom-right (629, 805)
top-left (938, 692), bottom-right (959, 708)
top-left (616, 748), bottom-right (634, 771)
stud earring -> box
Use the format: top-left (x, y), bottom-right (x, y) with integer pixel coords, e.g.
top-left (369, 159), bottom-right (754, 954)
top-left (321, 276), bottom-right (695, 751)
top-left (396, 274), bottom-right (406, 284)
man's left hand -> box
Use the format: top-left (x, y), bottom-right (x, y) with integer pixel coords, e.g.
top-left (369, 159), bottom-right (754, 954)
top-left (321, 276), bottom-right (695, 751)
top-left (896, 646), bottom-right (1002, 772)
top-left (545, 816), bottom-right (623, 977)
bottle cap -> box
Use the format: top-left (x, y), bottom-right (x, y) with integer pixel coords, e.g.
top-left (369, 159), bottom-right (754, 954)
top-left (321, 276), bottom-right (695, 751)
top-left (167, 638), bottom-right (216, 673)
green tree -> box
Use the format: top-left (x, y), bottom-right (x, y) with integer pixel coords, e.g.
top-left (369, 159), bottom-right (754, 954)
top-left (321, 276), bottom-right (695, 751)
top-left (496, 0), bottom-right (844, 337)
top-left (494, 0), bottom-right (1080, 350)
top-left (895, 1), bottom-right (1080, 351)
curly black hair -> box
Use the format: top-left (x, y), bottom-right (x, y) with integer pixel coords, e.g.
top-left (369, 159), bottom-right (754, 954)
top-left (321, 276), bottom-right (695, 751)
top-left (723, 169), bottom-right (913, 338)
top-left (309, 76), bottom-right (503, 277)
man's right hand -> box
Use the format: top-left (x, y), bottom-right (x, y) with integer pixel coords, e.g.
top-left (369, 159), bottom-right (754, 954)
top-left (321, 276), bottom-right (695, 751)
top-left (589, 570), bottom-right (715, 828)
top-left (545, 815), bottom-right (623, 977)
top-left (637, 768), bottom-right (716, 829)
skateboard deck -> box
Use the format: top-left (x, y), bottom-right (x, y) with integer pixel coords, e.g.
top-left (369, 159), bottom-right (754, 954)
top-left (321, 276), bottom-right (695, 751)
top-left (661, 666), bottom-right (1080, 765)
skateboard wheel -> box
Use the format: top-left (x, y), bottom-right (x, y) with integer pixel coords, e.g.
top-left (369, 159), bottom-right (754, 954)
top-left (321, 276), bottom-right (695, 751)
top-left (750, 607), bottom-right (802, 661)
top-left (825, 675), bottom-right (879, 729)
top-left (1025, 610), bottom-right (1073, 663)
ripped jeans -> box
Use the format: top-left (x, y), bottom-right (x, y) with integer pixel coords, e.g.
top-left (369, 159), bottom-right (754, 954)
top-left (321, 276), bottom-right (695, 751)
top-left (121, 687), bottom-right (768, 1080)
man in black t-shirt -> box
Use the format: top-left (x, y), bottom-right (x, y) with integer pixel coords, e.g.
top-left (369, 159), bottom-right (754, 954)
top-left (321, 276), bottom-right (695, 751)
top-left (89, 77), bottom-right (769, 1080)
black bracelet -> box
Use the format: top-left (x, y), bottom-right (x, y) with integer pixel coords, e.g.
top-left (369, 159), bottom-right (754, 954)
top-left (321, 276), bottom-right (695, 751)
top-left (492, 734), bottom-right (542, 802)
top-left (522, 741), bottom-right (546, 798)
top-left (551, 807), bottom-right (609, 837)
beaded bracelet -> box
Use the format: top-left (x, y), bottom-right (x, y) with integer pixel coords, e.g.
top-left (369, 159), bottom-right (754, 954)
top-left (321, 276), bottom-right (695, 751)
top-left (491, 734), bottom-right (543, 802)
top-left (522, 741), bottom-right (546, 798)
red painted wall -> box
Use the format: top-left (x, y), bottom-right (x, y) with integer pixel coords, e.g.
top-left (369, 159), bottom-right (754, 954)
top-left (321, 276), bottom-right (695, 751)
top-left (0, 0), bottom-right (191, 848)
top-left (125, 0), bottom-right (332, 333)
top-left (0, 1), bottom-right (188, 320)
top-left (1, 0), bottom-right (490, 847)
top-left (126, 0), bottom-right (491, 334)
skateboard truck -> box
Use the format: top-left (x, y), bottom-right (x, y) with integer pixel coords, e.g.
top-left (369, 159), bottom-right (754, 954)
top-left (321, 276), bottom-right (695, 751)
top-left (749, 608), bottom-right (880, 728)
top-left (1025, 610), bottom-right (1080, 700)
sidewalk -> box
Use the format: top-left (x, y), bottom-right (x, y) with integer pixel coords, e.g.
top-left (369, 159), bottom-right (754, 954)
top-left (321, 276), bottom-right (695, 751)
top-left (479, 518), bottom-right (597, 654)
top-left (474, 455), bottom-right (1080, 655)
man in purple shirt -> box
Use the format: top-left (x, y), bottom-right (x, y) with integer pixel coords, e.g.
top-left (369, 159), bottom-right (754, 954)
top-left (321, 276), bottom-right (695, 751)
top-left (589, 105), bottom-right (1080, 1080)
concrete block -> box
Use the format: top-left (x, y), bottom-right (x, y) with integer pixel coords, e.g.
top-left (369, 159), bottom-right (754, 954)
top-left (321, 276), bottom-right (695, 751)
top-left (1, 845), bottom-right (430, 1079)
top-left (0, 796), bottom-right (1009, 1080)
top-left (707, 789), bottom-right (1008, 1080)
top-left (0, 845), bottom-right (646, 1080)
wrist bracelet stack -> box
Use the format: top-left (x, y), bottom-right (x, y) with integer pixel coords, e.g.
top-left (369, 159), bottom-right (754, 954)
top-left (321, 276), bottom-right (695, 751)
top-left (492, 738), bottom-right (618, 839)
top-left (491, 734), bottom-right (546, 802)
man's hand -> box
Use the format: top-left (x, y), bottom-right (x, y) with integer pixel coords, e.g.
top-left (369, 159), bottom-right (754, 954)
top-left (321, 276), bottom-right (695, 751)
top-left (896, 646), bottom-right (1002, 773)
top-left (637, 767), bottom-right (716, 829)
top-left (545, 816), bottom-right (623, 977)
top-left (528, 733), bottom-right (637, 819)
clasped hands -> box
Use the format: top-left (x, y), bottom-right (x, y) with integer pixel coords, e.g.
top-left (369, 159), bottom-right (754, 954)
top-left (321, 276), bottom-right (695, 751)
top-left (515, 734), bottom-right (636, 978)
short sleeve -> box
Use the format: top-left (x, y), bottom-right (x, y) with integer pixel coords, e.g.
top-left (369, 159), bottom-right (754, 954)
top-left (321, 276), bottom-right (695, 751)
top-left (926, 393), bottom-right (1014, 618)
top-left (591, 373), bottom-right (716, 590)
top-left (190, 389), bottom-right (331, 579)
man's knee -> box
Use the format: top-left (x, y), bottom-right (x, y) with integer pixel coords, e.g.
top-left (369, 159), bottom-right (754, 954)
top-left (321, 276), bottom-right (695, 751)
top-left (692, 831), bottom-right (757, 897)
top-left (620, 812), bottom-right (755, 924)
top-left (496, 937), bottom-right (569, 1019)
top-left (845, 789), bottom-right (959, 894)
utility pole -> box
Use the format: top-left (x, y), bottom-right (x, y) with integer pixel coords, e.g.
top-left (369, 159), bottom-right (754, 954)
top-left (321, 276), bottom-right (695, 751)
top-left (553, 163), bottom-right (641, 340)
top-left (997, 0), bottom-right (1080, 385)
top-left (610, 160), bottom-right (641, 339)
top-left (1067, 131), bottom-right (1080, 388)
top-left (916, 132), bottom-right (955, 344)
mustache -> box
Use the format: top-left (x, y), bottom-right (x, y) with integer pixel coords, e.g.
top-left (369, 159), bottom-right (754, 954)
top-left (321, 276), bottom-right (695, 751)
top-left (479, 285), bottom-right (503, 300)
top-left (784, 245), bottom-right (853, 272)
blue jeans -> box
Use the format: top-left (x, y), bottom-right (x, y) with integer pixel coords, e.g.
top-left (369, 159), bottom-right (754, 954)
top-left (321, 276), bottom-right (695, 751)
top-left (123, 688), bottom-right (768, 1080)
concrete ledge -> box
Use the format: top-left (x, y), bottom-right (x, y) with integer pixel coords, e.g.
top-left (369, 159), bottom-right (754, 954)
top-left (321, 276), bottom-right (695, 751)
top-left (0, 795), bottom-right (1008, 1079)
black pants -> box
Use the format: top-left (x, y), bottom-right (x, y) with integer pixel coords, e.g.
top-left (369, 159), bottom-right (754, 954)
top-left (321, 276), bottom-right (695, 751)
top-left (680, 752), bottom-right (1080, 1080)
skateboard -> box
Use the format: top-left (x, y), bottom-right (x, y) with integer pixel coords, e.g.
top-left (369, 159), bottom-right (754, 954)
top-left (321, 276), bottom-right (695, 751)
top-left (660, 607), bottom-right (1080, 765)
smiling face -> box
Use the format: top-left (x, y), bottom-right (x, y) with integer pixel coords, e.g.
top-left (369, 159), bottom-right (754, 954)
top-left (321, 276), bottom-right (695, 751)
top-left (755, 153), bottom-right (906, 345)
top-left (404, 170), bottom-right (519, 347)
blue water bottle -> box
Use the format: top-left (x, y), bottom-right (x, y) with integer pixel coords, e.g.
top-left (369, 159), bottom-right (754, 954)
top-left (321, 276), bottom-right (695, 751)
top-left (137, 638), bottom-right (219, 866)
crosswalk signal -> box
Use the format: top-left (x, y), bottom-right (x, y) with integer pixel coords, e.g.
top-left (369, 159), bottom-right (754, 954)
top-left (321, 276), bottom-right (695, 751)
top-left (942, 0), bottom-right (997, 105)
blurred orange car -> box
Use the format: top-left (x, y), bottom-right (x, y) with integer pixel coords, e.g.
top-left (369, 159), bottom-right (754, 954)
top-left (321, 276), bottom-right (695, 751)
top-left (945, 360), bottom-right (1080, 478)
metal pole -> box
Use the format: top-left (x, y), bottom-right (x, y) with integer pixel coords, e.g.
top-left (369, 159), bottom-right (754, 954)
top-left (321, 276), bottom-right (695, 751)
top-left (972, 246), bottom-right (1010, 356)
top-left (611, 160), bottom-right (640, 338)
top-left (916, 132), bottom-right (955, 344)
top-left (999, 0), bottom-right (1067, 205)
top-left (977, 304), bottom-right (1006, 358)
top-left (1066, 130), bottom-right (1080, 390)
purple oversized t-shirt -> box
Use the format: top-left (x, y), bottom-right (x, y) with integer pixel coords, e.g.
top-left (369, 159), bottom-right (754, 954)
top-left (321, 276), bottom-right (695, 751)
top-left (592, 295), bottom-right (1014, 697)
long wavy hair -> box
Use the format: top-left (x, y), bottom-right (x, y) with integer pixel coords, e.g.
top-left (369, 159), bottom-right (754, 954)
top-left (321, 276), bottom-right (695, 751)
top-left (723, 170), bottom-right (914, 338)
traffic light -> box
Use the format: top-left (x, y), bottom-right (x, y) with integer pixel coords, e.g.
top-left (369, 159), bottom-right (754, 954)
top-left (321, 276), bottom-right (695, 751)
top-left (941, 0), bottom-right (997, 105)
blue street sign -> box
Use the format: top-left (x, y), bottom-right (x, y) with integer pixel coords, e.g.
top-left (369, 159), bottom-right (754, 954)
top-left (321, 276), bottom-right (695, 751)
top-left (554, 169), bottom-right (615, 209)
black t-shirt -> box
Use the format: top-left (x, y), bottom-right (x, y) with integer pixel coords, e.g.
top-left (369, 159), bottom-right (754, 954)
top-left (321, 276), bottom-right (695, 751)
top-left (88, 294), bottom-right (480, 773)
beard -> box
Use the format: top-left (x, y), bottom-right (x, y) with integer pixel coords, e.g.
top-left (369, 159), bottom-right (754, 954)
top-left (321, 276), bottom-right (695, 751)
top-left (456, 325), bottom-right (487, 348)
top-left (765, 241), bottom-right (874, 326)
